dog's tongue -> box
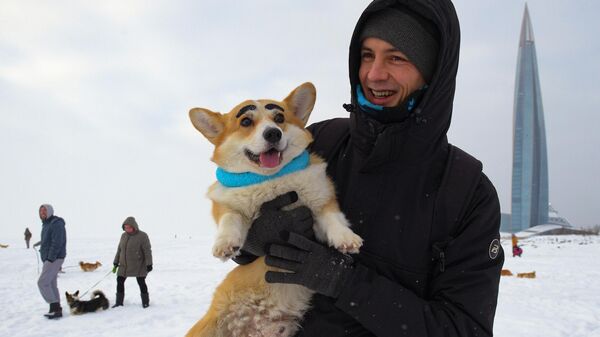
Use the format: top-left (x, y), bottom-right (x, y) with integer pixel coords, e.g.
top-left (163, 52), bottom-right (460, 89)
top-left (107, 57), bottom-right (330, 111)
top-left (259, 150), bottom-right (281, 168)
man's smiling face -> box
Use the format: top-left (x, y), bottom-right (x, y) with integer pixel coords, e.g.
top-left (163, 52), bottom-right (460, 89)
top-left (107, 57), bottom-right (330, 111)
top-left (359, 37), bottom-right (426, 107)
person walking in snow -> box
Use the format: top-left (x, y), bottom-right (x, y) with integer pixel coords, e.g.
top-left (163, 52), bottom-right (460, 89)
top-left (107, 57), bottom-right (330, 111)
top-left (232, 1), bottom-right (504, 336)
top-left (512, 233), bottom-right (523, 257)
top-left (24, 227), bottom-right (32, 249)
top-left (112, 216), bottom-right (153, 308)
top-left (37, 204), bottom-right (67, 319)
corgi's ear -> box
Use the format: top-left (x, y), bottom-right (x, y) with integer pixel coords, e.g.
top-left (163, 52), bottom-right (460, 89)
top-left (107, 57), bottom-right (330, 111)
top-left (283, 82), bottom-right (316, 127)
top-left (189, 108), bottom-right (225, 144)
top-left (75, 290), bottom-right (79, 296)
top-left (65, 291), bottom-right (69, 296)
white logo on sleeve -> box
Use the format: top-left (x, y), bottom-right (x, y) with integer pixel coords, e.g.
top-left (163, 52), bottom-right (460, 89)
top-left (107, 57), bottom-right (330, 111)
top-left (489, 239), bottom-right (500, 260)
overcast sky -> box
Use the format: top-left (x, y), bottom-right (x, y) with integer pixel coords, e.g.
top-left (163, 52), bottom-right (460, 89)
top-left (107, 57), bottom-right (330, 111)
top-left (1, 1), bottom-right (598, 240)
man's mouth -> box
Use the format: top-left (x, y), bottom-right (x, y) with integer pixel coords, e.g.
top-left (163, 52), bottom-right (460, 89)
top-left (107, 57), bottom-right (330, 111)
top-left (245, 148), bottom-right (282, 169)
top-left (370, 89), bottom-right (396, 98)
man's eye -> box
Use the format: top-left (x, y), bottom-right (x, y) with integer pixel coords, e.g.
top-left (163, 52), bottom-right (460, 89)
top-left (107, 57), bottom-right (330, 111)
top-left (240, 117), bottom-right (252, 127)
top-left (361, 52), bottom-right (374, 60)
top-left (274, 113), bottom-right (285, 124)
top-left (391, 55), bottom-right (408, 63)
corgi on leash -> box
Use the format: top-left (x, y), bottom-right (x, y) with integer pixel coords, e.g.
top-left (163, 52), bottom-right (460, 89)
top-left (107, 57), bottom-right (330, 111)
top-left (79, 261), bottom-right (102, 272)
top-left (185, 82), bottom-right (362, 337)
top-left (65, 290), bottom-right (109, 315)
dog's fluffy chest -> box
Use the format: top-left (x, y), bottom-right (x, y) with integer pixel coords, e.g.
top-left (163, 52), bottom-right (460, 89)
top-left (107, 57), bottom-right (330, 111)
top-left (208, 162), bottom-right (333, 220)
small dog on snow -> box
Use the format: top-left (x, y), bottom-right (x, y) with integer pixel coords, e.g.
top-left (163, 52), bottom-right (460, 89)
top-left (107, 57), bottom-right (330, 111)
top-left (79, 261), bottom-right (102, 272)
top-left (65, 290), bottom-right (109, 315)
top-left (185, 82), bottom-right (363, 337)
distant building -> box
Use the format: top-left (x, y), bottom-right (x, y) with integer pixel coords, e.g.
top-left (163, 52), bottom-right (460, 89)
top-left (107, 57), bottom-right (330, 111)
top-left (510, 4), bottom-right (549, 232)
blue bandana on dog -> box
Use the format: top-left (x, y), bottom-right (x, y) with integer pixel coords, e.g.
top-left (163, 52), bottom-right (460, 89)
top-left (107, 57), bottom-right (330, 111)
top-left (216, 150), bottom-right (310, 188)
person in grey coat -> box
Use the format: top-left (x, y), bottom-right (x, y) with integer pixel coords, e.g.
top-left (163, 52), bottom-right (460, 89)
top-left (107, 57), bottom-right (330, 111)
top-left (37, 204), bottom-right (67, 319)
top-left (112, 216), bottom-right (153, 308)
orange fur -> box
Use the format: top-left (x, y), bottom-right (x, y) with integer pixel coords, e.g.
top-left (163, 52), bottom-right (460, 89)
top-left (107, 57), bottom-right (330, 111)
top-left (517, 271), bottom-right (536, 279)
top-left (501, 269), bottom-right (513, 276)
top-left (79, 261), bottom-right (102, 272)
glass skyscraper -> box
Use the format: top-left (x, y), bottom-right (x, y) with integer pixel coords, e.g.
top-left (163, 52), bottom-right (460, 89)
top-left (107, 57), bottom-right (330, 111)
top-left (511, 4), bottom-right (549, 232)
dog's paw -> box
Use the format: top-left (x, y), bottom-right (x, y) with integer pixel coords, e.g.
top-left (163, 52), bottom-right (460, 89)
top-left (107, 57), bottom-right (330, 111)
top-left (212, 236), bottom-right (243, 261)
top-left (329, 228), bottom-right (363, 254)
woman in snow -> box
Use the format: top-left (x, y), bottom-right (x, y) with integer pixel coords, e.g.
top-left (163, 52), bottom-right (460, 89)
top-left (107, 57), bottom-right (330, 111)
top-left (112, 216), bottom-right (153, 308)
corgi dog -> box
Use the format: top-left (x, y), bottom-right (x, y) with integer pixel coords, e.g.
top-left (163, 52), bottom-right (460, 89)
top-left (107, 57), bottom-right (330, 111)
top-left (500, 269), bottom-right (513, 276)
top-left (79, 261), bottom-right (102, 272)
top-left (186, 82), bottom-right (363, 337)
top-left (0, 244), bottom-right (8, 248)
top-left (517, 271), bottom-right (536, 279)
top-left (65, 290), bottom-right (109, 315)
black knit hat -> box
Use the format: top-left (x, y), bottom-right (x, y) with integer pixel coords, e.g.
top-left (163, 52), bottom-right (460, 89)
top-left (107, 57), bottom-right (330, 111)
top-left (359, 8), bottom-right (439, 83)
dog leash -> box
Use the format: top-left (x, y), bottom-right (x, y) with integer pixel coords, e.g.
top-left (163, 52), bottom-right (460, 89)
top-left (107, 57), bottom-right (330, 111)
top-left (79, 270), bottom-right (113, 298)
top-left (61, 265), bottom-right (79, 270)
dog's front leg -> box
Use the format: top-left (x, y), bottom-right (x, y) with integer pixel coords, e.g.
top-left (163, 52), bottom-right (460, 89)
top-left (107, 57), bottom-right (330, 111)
top-left (314, 200), bottom-right (363, 254)
top-left (212, 207), bottom-right (250, 261)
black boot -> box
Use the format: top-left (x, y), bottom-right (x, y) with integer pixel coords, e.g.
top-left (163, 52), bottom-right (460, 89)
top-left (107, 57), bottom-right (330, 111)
top-left (141, 292), bottom-right (149, 308)
top-left (112, 292), bottom-right (124, 308)
top-left (44, 302), bottom-right (62, 319)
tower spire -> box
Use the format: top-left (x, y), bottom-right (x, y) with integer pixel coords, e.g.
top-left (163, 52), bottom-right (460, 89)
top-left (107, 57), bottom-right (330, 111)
top-left (520, 3), bottom-right (535, 45)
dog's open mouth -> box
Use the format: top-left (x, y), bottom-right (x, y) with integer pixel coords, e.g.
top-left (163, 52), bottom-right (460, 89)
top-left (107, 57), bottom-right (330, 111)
top-left (245, 148), bottom-right (282, 169)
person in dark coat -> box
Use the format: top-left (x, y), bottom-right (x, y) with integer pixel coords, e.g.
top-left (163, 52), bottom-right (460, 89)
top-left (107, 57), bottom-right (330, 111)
top-left (37, 204), bottom-right (67, 319)
top-left (112, 216), bottom-right (153, 308)
top-left (234, 1), bottom-right (504, 336)
top-left (24, 227), bottom-right (32, 248)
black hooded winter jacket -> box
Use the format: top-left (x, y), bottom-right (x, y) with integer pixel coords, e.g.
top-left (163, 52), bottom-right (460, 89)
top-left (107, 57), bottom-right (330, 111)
top-left (293, 0), bottom-right (504, 336)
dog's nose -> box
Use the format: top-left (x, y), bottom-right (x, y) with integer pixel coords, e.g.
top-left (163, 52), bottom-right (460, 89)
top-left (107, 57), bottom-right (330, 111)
top-left (263, 127), bottom-right (282, 144)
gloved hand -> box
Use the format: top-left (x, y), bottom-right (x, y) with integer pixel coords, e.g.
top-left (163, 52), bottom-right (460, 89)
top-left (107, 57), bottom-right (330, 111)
top-left (265, 232), bottom-right (355, 298)
top-left (146, 265), bottom-right (153, 272)
top-left (112, 264), bottom-right (118, 274)
top-left (241, 191), bottom-right (314, 257)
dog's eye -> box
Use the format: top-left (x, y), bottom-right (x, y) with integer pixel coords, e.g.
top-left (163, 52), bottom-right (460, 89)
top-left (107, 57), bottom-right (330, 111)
top-left (274, 113), bottom-right (285, 124)
top-left (240, 117), bottom-right (252, 127)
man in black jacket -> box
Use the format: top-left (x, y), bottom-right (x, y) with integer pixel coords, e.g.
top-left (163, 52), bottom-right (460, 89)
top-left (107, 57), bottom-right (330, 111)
top-left (235, 1), bottom-right (504, 336)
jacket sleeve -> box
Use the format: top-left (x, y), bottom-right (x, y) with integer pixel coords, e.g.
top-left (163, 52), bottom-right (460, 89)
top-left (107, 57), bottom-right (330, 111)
top-left (142, 233), bottom-right (153, 266)
top-left (113, 238), bottom-right (122, 266)
top-left (47, 218), bottom-right (66, 262)
top-left (334, 174), bottom-right (504, 337)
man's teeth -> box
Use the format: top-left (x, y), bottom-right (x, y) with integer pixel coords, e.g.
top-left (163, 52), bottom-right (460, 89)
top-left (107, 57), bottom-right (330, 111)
top-left (371, 89), bottom-right (394, 98)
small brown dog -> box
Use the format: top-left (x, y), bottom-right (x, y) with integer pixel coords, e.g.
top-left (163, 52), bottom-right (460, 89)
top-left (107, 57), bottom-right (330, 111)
top-left (79, 261), bottom-right (102, 272)
top-left (0, 244), bottom-right (8, 248)
top-left (517, 271), bottom-right (536, 279)
top-left (501, 269), bottom-right (513, 276)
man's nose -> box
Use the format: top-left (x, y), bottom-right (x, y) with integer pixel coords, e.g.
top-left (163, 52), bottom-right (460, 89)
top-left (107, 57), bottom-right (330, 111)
top-left (367, 60), bottom-right (389, 82)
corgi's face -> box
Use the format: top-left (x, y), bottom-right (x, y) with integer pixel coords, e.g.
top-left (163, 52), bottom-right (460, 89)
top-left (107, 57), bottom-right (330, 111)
top-left (189, 82), bottom-right (316, 175)
top-left (65, 290), bottom-right (80, 304)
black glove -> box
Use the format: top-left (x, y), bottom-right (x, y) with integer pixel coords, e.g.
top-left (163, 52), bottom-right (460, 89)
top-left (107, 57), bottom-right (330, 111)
top-left (242, 191), bottom-right (314, 257)
top-left (146, 265), bottom-right (153, 272)
top-left (265, 232), bottom-right (355, 298)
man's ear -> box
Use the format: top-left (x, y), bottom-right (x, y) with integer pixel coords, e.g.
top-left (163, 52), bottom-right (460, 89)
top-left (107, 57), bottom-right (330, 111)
top-left (189, 108), bottom-right (225, 144)
top-left (283, 82), bottom-right (316, 127)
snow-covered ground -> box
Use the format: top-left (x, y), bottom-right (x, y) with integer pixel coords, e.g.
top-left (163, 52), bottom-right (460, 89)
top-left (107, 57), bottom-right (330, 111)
top-left (1, 234), bottom-right (599, 337)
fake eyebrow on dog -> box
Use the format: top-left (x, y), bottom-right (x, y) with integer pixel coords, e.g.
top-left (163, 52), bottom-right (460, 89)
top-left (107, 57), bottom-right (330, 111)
top-left (236, 104), bottom-right (257, 118)
top-left (265, 103), bottom-right (284, 112)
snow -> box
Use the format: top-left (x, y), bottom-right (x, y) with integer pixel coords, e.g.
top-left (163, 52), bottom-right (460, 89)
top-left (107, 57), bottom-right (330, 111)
top-left (1, 235), bottom-right (600, 337)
